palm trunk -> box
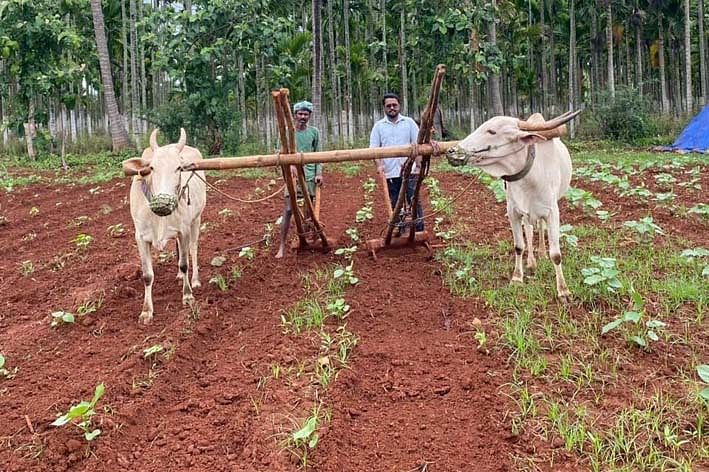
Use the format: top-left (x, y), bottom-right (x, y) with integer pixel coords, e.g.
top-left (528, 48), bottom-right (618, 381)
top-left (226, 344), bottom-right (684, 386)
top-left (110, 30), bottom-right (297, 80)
top-left (399, 9), bottom-right (408, 113)
top-left (540, 0), bottom-right (549, 114)
top-left (488, 0), bottom-right (504, 116)
top-left (138, 0), bottom-right (147, 132)
top-left (24, 101), bottom-right (36, 159)
top-left (121, 0), bottom-right (128, 122)
top-left (659, 16), bottom-right (669, 113)
top-left (700, 0), bottom-right (707, 104)
top-left (326, 0), bottom-right (341, 142)
top-left (635, 18), bottom-right (643, 94)
top-left (569, 0), bottom-right (577, 137)
top-left (381, 0), bottom-right (388, 90)
top-left (238, 54), bottom-right (247, 137)
top-left (129, 0), bottom-right (139, 136)
top-left (311, 0), bottom-right (323, 132)
top-left (90, 0), bottom-right (131, 151)
top-left (684, 0), bottom-right (693, 113)
top-left (344, 0), bottom-right (354, 144)
top-left (606, 1), bottom-right (615, 97)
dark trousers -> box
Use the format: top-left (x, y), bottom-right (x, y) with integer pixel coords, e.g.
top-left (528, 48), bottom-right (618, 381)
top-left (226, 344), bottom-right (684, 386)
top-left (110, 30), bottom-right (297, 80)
top-left (387, 175), bottom-right (424, 232)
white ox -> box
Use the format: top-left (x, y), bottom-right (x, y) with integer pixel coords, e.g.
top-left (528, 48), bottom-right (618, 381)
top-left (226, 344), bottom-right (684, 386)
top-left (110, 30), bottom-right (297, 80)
top-left (447, 111), bottom-right (580, 302)
top-left (122, 128), bottom-right (207, 324)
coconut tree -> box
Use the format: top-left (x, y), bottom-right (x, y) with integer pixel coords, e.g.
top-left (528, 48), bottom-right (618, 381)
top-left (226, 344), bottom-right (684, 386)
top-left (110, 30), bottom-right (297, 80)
top-left (489, 0), bottom-right (504, 115)
top-left (311, 0), bottom-right (323, 130)
top-left (600, 0), bottom-right (616, 97)
top-left (683, 0), bottom-right (692, 113)
top-left (90, 0), bottom-right (131, 151)
top-left (700, 0), bottom-right (707, 104)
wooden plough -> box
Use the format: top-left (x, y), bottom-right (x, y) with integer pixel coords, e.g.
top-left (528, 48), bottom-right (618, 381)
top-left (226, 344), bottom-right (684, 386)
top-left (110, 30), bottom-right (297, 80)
top-left (182, 65), bottom-right (458, 256)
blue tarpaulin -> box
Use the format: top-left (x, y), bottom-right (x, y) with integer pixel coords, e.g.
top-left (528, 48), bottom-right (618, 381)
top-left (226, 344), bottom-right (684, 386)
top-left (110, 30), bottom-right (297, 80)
top-left (671, 105), bottom-right (709, 153)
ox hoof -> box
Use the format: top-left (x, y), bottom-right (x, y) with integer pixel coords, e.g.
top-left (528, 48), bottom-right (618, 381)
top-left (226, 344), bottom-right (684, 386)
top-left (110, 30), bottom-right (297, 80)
top-left (139, 311), bottom-right (153, 325)
top-left (510, 276), bottom-right (524, 284)
top-left (182, 294), bottom-right (195, 306)
top-left (191, 280), bottom-right (201, 289)
top-left (176, 272), bottom-right (184, 280)
top-left (558, 292), bottom-right (572, 304)
top-left (526, 260), bottom-right (537, 271)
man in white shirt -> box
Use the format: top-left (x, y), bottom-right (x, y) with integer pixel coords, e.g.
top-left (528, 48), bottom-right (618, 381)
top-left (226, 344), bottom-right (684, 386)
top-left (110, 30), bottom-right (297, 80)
top-left (369, 93), bottom-right (423, 233)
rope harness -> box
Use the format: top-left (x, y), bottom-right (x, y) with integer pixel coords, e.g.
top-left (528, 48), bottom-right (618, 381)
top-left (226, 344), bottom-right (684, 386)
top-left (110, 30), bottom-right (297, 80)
top-left (388, 142), bottom-right (536, 232)
top-left (186, 169), bottom-right (285, 204)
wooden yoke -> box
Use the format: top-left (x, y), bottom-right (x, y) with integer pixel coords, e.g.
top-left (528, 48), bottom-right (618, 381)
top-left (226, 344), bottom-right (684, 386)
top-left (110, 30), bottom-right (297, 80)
top-left (408, 64), bottom-right (446, 244)
top-left (272, 89), bottom-right (330, 251)
top-left (384, 64), bottom-right (446, 246)
top-left (272, 90), bottom-right (307, 248)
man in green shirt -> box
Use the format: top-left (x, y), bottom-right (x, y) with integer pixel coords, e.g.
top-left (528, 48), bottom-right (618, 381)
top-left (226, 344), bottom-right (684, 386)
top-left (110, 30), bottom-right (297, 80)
top-left (276, 100), bottom-right (323, 258)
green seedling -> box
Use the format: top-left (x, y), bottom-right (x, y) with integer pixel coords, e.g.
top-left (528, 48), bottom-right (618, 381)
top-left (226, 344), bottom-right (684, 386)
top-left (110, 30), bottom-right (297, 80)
top-left (687, 203), bottom-right (709, 217)
top-left (0, 353), bottom-right (18, 379)
top-left (158, 250), bottom-right (175, 264)
top-left (653, 192), bottom-right (675, 204)
top-left (239, 246), bottom-right (256, 261)
top-left (697, 365), bottom-right (709, 401)
top-left (107, 223), bottom-right (125, 237)
top-left (218, 208), bottom-right (234, 218)
top-left (209, 274), bottom-right (229, 291)
top-left (334, 246), bottom-right (357, 260)
top-left (51, 383), bottom-right (105, 441)
top-left (355, 202), bottom-right (374, 223)
top-left (210, 255), bottom-right (227, 267)
top-left (654, 173), bottom-right (676, 187)
top-left (601, 289), bottom-right (666, 348)
top-left (595, 210), bottom-right (611, 222)
top-left (333, 262), bottom-right (358, 285)
top-left (263, 223), bottom-right (274, 247)
top-left (70, 216), bottom-right (90, 227)
top-left (623, 216), bottom-right (664, 240)
top-left (620, 185), bottom-right (653, 200)
top-left (143, 344), bottom-right (164, 359)
top-left (474, 328), bottom-right (487, 350)
top-left (326, 297), bottom-right (350, 319)
top-left (71, 233), bottom-right (93, 249)
top-left (77, 297), bottom-right (103, 316)
top-left (680, 248), bottom-right (709, 262)
top-left (287, 408), bottom-right (321, 466)
top-left (51, 311), bottom-right (75, 328)
top-left (582, 256), bottom-right (622, 293)
top-left (345, 227), bottom-right (360, 243)
top-left (362, 178), bottom-right (376, 194)
top-left (19, 260), bottom-right (34, 276)
top-left (22, 231), bottom-right (37, 242)
top-left (559, 224), bottom-right (579, 248)
top-left (335, 325), bottom-right (358, 365)
top-left (566, 187), bottom-right (602, 212)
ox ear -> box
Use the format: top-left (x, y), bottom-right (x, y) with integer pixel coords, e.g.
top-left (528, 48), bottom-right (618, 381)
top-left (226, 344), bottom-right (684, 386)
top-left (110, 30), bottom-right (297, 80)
top-left (517, 131), bottom-right (547, 145)
top-left (122, 157), bottom-right (151, 177)
top-left (175, 128), bottom-right (187, 153)
top-left (149, 128), bottom-right (160, 152)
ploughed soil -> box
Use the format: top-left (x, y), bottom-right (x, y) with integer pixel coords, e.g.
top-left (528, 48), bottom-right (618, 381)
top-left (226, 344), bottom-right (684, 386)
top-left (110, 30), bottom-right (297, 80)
top-left (0, 159), bottom-right (705, 472)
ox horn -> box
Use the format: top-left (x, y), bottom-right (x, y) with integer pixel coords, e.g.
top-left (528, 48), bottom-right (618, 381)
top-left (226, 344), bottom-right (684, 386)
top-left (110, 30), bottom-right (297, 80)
top-left (122, 157), bottom-right (151, 177)
top-left (149, 128), bottom-right (160, 152)
top-left (518, 110), bottom-right (582, 132)
top-left (176, 127), bottom-right (187, 153)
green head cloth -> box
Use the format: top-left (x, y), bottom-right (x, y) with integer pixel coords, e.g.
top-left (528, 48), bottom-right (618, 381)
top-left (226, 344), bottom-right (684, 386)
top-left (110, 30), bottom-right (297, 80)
top-left (293, 101), bottom-right (313, 113)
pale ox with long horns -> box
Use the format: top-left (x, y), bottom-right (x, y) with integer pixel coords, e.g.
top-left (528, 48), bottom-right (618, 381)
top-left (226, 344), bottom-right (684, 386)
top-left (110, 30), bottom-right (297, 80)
top-left (447, 110), bottom-right (581, 302)
top-left (122, 128), bottom-right (207, 324)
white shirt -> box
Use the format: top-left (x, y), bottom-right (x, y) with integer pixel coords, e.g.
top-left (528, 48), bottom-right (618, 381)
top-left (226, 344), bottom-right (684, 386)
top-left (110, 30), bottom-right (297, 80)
top-left (369, 114), bottom-right (419, 178)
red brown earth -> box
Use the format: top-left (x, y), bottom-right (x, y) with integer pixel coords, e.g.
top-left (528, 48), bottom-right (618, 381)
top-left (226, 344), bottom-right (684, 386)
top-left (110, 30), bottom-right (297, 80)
top-left (0, 160), bottom-right (705, 472)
